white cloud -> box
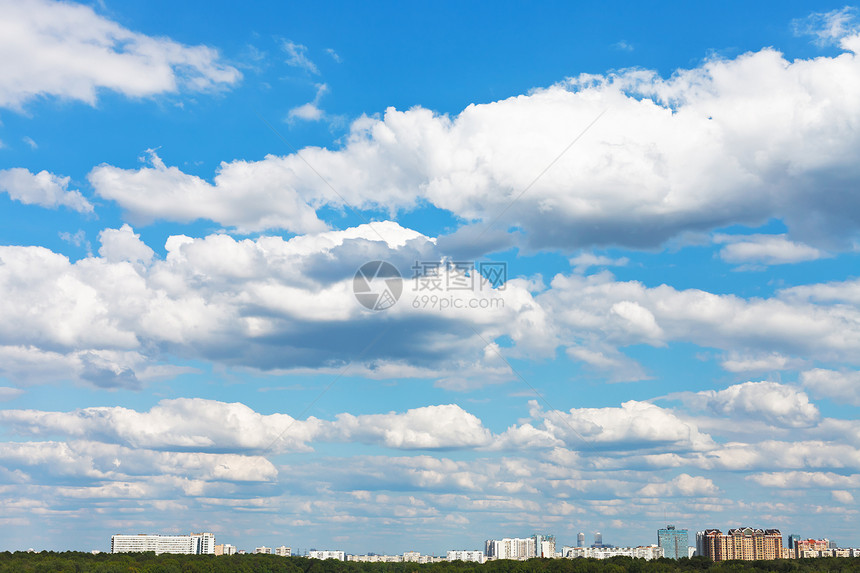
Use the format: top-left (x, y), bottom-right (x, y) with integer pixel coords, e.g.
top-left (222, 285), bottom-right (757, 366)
top-left (720, 352), bottom-right (802, 373)
top-left (0, 0), bottom-right (240, 109)
top-left (570, 252), bottom-right (629, 274)
top-left (637, 473), bottom-right (716, 497)
top-left (89, 150), bottom-right (328, 233)
top-left (98, 224), bottom-right (154, 265)
top-left (88, 41), bottom-right (860, 249)
top-left (539, 272), bottom-right (860, 379)
top-left (793, 7), bottom-right (859, 46)
top-left (677, 381), bottom-right (820, 428)
top-left (0, 400), bottom-right (495, 453)
top-left (832, 490), bottom-right (855, 503)
top-left (0, 168), bottom-right (93, 212)
top-left (499, 400), bottom-right (715, 453)
top-left (800, 369), bottom-right (860, 406)
top-left (715, 233), bottom-right (827, 266)
top-left (0, 387), bottom-right (24, 401)
top-left (282, 40), bottom-right (319, 74)
top-left (748, 471), bottom-right (860, 489)
top-left (330, 404), bottom-right (493, 449)
top-left (288, 83), bottom-right (329, 123)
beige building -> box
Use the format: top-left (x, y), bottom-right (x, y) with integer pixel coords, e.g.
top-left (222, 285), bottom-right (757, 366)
top-left (698, 528), bottom-right (782, 561)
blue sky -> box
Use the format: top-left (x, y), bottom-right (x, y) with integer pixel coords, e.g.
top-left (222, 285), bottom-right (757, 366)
top-left (1, 0), bottom-right (860, 555)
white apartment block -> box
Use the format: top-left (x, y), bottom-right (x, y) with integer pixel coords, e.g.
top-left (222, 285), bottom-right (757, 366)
top-left (447, 550), bottom-right (485, 563)
top-left (309, 550), bottom-right (345, 560)
top-left (111, 533), bottom-right (215, 555)
top-left (275, 546), bottom-right (291, 556)
top-left (214, 544), bottom-right (236, 556)
top-left (560, 545), bottom-right (663, 560)
top-left (255, 546), bottom-right (272, 554)
top-left (485, 537), bottom-right (537, 561)
top-left (348, 554), bottom-right (403, 562)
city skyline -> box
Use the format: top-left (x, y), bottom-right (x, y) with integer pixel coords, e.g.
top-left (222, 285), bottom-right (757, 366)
top-left (1, 0), bottom-right (860, 554)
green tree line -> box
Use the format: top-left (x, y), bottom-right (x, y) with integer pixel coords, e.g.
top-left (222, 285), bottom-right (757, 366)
top-left (1, 554), bottom-right (858, 573)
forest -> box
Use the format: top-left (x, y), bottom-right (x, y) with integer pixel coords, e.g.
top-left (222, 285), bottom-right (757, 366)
top-left (1, 553), bottom-right (859, 573)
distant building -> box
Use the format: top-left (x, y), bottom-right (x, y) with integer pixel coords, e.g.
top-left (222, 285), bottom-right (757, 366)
top-left (447, 550), bottom-right (485, 563)
top-left (657, 525), bottom-right (689, 560)
top-left (309, 550), bottom-right (345, 561)
top-left (796, 539), bottom-right (830, 558)
top-left (593, 532), bottom-right (603, 548)
top-left (561, 545), bottom-right (662, 560)
top-left (533, 534), bottom-right (556, 558)
top-left (348, 554), bottom-right (403, 563)
top-left (214, 544), bottom-right (236, 556)
top-left (485, 537), bottom-right (536, 560)
top-left (111, 533), bottom-right (215, 555)
top-left (254, 546), bottom-right (272, 555)
top-left (788, 534), bottom-right (801, 550)
top-left (697, 528), bottom-right (782, 561)
top-left (275, 546), bottom-right (291, 557)
top-left (403, 551), bottom-right (421, 562)
top-left (577, 533), bottom-right (585, 548)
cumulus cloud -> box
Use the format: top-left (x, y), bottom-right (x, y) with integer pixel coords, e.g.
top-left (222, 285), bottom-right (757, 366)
top-left (90, 150), bottom-right (328, 233)
top-left (0, 220), bottom-right (552, 387)
top-left (715, 234), bottom-right (828, 266)
top-left (0, 168), bottom-right (93, 212)
top-left (98, 224), bottom-right (154, 265)
top-left (538, 272), bottom-right (860, 379)
top-left (637, 473), bottom-right (716, 497)
top-left (330, 405), bottom-right (493, 449)
top-left (800, 369), bottom-right (860, 406)
top-left (89, 41), bottom-right (860, 249)
top-left (675, 381), bottom-right (820, 428)
top-left (497, 400), bottom-right (715, 453)
top-left (0, 0), bottom-right (240, 109)
top-left (0, 400), bottom-right (494, 453)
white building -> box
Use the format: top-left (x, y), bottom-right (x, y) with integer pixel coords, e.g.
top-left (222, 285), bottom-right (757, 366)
top-left (348, 554), bottom-right (403, 562)
top-left (447, 550), bottom-right (485, 563)
top-left (275, 546), bottom-right (291, 556)
top-left (309, 550), bottom-right (345, 561)
top-left (111, 533), bottom-right (215, 555)
top-left (561, 545), bottom-right (663, 560)
top-left (485, 537), bottom-right (536, 560)
top-left (255, 546), bottom-right (272, 555)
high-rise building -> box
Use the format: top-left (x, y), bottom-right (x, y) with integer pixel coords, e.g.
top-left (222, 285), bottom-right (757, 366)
top-left (577, 533), bottom-right (585, 548)
top-left (111, 533), bottom-right (215, 555)
top-left (697, 528), bottom-right (782, 561)
top-left (254, 546), bottom-right (272, 555)
top-left (485, 537), bottom-right (536, 560)
top-left (788, 534), bottom-right (801, 549)
top-left (275, 546), bottom-right (291, 557)
top-left (657, 525), bottom-right (689, 560)
top-left (533, 534), bottom-right (555, 558)
top-left (593, 532), bottom-right (603, 548)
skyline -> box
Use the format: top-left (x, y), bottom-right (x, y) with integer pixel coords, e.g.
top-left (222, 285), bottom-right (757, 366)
top-left (1, 0), bottom-right (860, 554)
